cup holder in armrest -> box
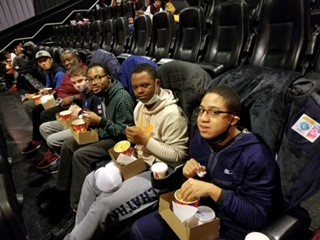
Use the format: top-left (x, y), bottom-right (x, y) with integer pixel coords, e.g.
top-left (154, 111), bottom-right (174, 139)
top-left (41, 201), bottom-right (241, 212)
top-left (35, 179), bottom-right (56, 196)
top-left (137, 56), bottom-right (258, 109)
top-left (150, 164), bottom-right (184, 191)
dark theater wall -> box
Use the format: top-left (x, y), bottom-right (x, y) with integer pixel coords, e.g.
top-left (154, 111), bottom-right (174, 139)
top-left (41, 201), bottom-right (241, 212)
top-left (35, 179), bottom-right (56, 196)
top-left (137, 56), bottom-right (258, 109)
top-left (33, 0), bottom-right (69, 15)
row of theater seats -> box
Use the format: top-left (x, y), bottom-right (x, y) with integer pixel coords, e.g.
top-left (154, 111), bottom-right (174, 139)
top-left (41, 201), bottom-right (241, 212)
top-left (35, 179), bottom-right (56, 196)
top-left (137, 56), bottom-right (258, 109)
top-left (83, 0), bottom-right (215, 24)
top-left (46, 0), bottom-right (317, 79)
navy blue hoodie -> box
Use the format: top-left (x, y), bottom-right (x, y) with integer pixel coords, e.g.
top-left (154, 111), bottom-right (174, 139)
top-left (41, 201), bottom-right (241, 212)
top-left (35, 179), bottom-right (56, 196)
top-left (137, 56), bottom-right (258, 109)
top-left (204, 130), bottom-right (283, 239)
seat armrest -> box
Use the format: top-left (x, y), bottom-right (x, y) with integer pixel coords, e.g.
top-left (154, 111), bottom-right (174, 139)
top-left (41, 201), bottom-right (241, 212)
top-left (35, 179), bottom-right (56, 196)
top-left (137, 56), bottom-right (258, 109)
top-left (261, 214), bottom-right (311, 240)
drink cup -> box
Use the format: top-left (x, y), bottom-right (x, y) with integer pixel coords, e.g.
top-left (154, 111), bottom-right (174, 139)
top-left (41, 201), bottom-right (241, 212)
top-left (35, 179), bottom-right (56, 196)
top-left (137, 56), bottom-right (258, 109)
top-left (43, 87), bottom-right (53, 94)
top-left (59, 110), bottom-right (73, 121)
top-left (32, 95), bottom-right (42, 105)
top-left (114, 140), bottom-right (133, 156)
top-left (194, 206), bottom-right (215, 225)
top-left (151, 162), bottom-right (168, 179)
top-left (72, 119), bottom-right (87, 133)
top-left (174, 189), bottom-right (200, 207)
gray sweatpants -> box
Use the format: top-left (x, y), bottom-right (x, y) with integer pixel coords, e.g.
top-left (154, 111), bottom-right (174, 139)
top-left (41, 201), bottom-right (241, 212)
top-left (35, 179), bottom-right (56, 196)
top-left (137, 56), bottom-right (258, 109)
top-left (64, 171), bottom-right (159, 240)
top-left (39, 120), bottom-right (70, 154)
top-left (57, 137), bottom-right (115, 209)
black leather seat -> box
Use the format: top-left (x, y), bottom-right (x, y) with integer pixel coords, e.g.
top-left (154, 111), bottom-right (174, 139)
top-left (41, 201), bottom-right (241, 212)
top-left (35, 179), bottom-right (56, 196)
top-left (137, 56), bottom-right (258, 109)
top-left (53, 25), bottom-right (62, 47)
top-left (60, 24), bottom-right (69, 48)
top-left (159, 61), bottom-right (212, 124)
top-left (198, 0), bottom-right (249, 78)
top-left (96, 7), bottom-right (105, 21)
top-left (130, 15), bottom-right (152, 56)
top-left (171, 7), bottom-right (206, 63)
top-left (87, 8), bottom-right (96, 22)
top-left (91, 20), bottom-right (104, 50)
top-left (67, 24), bottom-right (76, 48)
top-left (208, 0), bottom-right (311, 238)
top-left (104, 5), bottom-right (112, 20)
top-left (102, 19), bottom-right (114, 52)
top-left (0, 174), bottom-right (28, 240)
top-left (117, 14), bottom-right (152, 62)
top-left (82, 22), bottom-right (93, 50)
top-left (249, 0), bottom-right (309, 70)
top-left (0, 122), bottom-right (27, 240)
top-left (122, 1), bottom-right (135, 20)
top-left (111, 5), bottom-right (122, 19)
top-left (149, 11), bottom-right (176, 62)
top-left (112, 17), bottom-right (130, 56)
top-left (74, 23), bottom-right (84, 49)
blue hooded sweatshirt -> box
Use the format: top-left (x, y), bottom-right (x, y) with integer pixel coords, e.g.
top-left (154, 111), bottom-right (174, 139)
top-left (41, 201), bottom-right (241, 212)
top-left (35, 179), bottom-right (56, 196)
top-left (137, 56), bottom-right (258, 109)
top-left (205, 129), bottom-right (283, 239)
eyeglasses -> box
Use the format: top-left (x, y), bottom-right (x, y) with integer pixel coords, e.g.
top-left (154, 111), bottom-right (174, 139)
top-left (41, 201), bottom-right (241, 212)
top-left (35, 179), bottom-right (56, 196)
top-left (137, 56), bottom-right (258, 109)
top-left (86, 74), bottom-right (108, 83)
top-left (197, 107), bottom-right (234, 118)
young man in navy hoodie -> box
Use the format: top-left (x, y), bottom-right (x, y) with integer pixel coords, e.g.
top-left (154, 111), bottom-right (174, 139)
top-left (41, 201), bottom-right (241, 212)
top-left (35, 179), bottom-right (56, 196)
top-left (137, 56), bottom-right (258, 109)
top-left (131, 85), bottom-right (283, 240)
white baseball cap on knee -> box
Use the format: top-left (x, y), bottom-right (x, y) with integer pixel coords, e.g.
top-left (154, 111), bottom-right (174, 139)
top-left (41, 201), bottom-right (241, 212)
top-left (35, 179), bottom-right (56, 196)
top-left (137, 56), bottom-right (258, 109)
top-left (94, 162), bottom-right (122, 192)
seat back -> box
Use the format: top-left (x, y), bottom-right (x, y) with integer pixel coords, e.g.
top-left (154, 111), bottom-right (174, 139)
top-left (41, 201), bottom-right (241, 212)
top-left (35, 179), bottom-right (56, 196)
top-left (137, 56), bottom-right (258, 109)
top-left (74, 23), bottom-right (84, 49)
top-left (111, 5), bottom-right (122, 19)
top-left (91, 20), bottom-right (104, 50)
top-left (88, 8), bottom-right (96, 22)
top-left (150, 11), bottom-right (176, 61)
top-left (82, 22), bottom-right (92, 50)
top-left (104, 6), bottom-right (112, 20)
top-left (67, 24), bottom-right (76, 48)
top-left (113, 17), bottom-right (129, 55)
top-left (53, 25), bottom-right (62, 46)
top-left (96, 7), bottom-right (105, 21)
top-left (60, 24), bottom-right (69, 48)
top-left (159, 60), bottom-right (212, 133)
top-left (102, 19), bottom-right (114, 52)
top-left (122, 1), bottom-right (135, 19)
top-left (173, 7), bottom-right (206, 62)
top-left (204, 0), bottom-right (249, 69)
top-left (250, 0), bottom-right (310, 70)
top-left (130, 15), bottom-right (152, 56)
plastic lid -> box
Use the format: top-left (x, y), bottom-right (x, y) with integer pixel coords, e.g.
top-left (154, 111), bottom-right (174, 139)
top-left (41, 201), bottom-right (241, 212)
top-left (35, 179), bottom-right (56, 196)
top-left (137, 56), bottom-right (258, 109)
top-left (94, 162), bottom-right (122, 192)
top-left (194, 206), bottom-right (215, 223)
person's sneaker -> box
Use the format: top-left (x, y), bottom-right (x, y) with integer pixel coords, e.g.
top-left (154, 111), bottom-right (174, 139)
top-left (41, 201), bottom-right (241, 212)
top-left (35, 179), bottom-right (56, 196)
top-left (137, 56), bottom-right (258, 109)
top-left (51, 210), bottom-right (76, 240)
top-left (45, 158), bottom-right (60, 175)
top-left (36, 150), bottom-right (59, 169)
top-left (20, 140), bottom-right (42, 155)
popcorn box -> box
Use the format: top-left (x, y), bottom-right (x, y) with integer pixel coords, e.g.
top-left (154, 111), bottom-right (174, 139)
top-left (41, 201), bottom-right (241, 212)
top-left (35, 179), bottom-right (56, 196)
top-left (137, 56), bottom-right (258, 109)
top-left (72, 128), bottom-right (99, 145)
top-left (159, 191), bottom-right (220, 240)
top-left (108, 148), bottom-right (147, 180)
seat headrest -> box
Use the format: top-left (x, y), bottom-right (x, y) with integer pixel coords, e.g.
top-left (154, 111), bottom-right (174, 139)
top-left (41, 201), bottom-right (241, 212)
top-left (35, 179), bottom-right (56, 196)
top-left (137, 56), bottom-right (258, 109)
top-left (159, 60), bottom-right (212, 121)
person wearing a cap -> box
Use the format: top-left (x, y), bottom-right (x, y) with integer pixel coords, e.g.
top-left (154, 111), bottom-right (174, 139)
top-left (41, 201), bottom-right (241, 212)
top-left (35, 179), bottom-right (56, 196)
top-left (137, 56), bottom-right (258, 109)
top-left (22, 50), bottom-right (65, 119)
top-left (61, 63), bottom-right (188, 240)
top-left (20, 50), bottom-right (86, 157)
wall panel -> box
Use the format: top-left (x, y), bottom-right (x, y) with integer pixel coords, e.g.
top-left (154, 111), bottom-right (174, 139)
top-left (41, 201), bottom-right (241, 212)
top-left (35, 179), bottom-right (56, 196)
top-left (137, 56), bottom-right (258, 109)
top-left (0, 0), bottom-right (35, 32)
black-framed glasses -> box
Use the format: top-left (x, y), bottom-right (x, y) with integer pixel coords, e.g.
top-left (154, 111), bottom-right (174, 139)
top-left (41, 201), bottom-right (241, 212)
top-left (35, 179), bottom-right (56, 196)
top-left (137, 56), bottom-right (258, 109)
top-left (197, 107), bottom-right (234, 118)
top-left (86, 74), bottom-right (108, 83)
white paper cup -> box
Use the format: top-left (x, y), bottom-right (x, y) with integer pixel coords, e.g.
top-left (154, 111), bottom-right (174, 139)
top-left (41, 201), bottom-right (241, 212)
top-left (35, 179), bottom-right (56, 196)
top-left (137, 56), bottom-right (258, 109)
top-left (151, 162), bottom-right (168, 179)
top-left (245, 232), bottom-right (270, 240)
top-left (59, 110), bottom-right (72, 120)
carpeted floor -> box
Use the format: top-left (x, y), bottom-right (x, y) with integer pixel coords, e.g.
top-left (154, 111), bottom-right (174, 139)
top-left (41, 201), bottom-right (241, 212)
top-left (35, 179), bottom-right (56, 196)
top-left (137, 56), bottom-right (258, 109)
top-left (0, 90), bottom-right (64, 240)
